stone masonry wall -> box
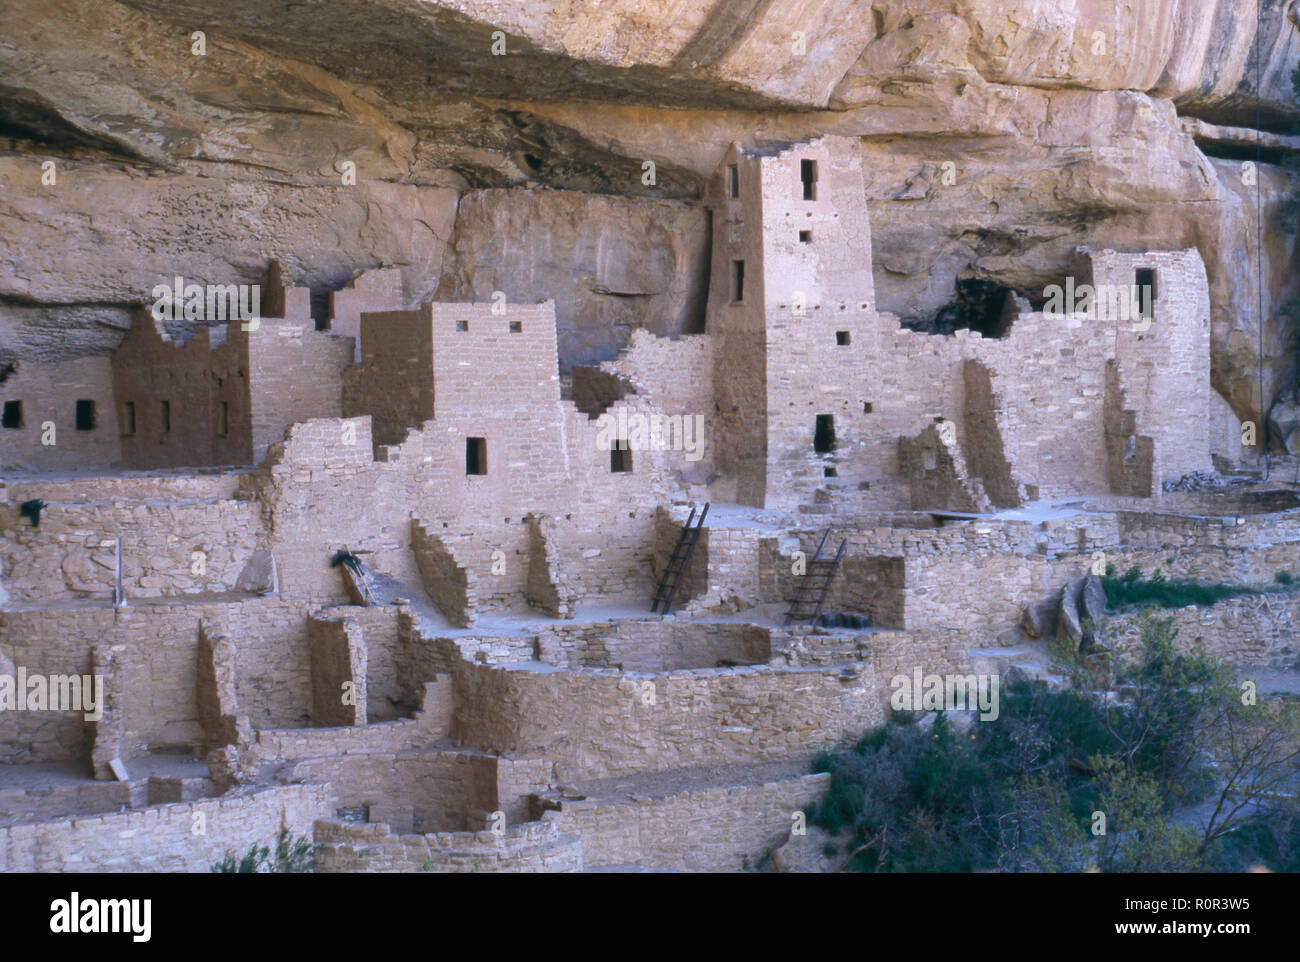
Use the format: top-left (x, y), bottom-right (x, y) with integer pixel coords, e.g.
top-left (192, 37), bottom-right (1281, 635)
top-left (0, 356), bottom-right (121, 473)
top-left (0, 497), bottom-right (267, 603)
top-left (557, 771), bottom-right (829, 872)
top-left (313, 811), bottom-right (582, 873)
top-left (451, 659), bottom-right (880, 782)
top-left (0, 783), bottom-right (331, 873)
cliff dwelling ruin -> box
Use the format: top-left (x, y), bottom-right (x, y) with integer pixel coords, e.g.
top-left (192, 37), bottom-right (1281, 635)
top-left (2, 0), bottom-right (1299, 882)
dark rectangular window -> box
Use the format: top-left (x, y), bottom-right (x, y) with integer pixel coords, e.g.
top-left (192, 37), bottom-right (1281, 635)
top-left (466, 436), bottom-right (487, 475)
top-left (732, 260), bottom-right (745, 304)
top-left (509, 321), bottom-right (522, 333)
top-left (814, 414), bottom-right (835, 453)
top-left (836, 331), bottom-right (851, 346)
top-left (1, 400), bottom-right (21, 429)
top-left (161, 400), bottom-right (171, 434)
top-left (75, 399), bottom-right (96, 431)
top-left (610, 439), bottom-right (633, 473)
top-left (456, 319), bottom-right (469, 332)
top-left (728, 164), bottom-right (739, 198)
top-left (123, 401), bottom-right (135, 436)
top-left (799, 230), bottom-right (812, 243)
top-left (801, 159), bottom-right (817, 201)
top-left (862, 401), bottom-right (873, 414)
top-left (217, 401), bottom-right (229, 438)
top-left (1135, 268), bottom-right (1156, 319)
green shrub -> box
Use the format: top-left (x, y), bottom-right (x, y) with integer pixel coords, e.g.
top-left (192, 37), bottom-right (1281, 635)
top-left (1102, 567), bottom-right (1252, 609)
top-left (804, 612), bottom-right (1300, 872)
top-left (212, 829), bottom-right (320, 873)
top-left (1276, 571), bottom-right (1294, 586)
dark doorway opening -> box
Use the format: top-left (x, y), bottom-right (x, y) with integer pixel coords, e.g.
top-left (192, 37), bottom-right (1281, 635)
top-left (814, 414), bottom-right (835, 453)
top-left (74, 399), bottom-right (96, 431)
top-left (610, 440), bottom-right (633, 473)
top-left (801, 159), bottom-right (817, 201)
top-left (466, 437), bottom-right (487, 475)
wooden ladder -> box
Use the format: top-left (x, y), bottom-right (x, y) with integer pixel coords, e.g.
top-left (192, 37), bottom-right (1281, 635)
top-left (650, 503), bottom-right (709, 615)
top-left (783, 528), bottom-right (846, 627)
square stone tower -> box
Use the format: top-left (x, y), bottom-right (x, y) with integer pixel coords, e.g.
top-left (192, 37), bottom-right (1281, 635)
top-left (705, 135), bottom-right (879, 508)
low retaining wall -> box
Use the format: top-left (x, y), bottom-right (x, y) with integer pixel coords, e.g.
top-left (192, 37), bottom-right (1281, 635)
top-left (452, 660), bottom-right (880, 781)
top-left (0, 783), bottom-right (331, 872)
top-left (1106, 592), bottom-right (1300, 669)
top-left (313, 811), bottom-right (582, 873)
top-left (556, 772), bottom-right (830, 872)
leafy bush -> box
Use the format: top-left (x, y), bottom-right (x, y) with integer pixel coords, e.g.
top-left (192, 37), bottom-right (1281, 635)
top-left (806, 612), bottom-right (1300, 872)
top-left (212, 829), bottom-right (320, 873)
top-left (1102, 566), bottom-right (1253, 609)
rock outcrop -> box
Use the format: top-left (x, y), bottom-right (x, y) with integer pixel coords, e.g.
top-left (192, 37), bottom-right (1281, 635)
top-left (3, 0), bottom-right (1299, 433)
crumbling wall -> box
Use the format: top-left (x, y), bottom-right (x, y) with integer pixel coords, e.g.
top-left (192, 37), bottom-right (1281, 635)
top-left (1093, 248), bottom-right (1214, 487)
top-left (570, 365), bottom-right (633, 418)
top-left (247, 320), bottom-right (354, 465)
top-left (307, 612), bottom-right (366, 726)
top-left (1104, 358), bottom-right (1156, 496)
top-left (525, 514), bottom-right (577, 619)
top-left (88, 644), bottom-right (126, 781)
top-left (898, 420), bottom-right (991, 512)
top-left (195, 624), bottom-right (250, 756)
top-left (341, 308), bottom-right (433, 447)
top-left (411, 520), bottom-right (478, 627)
top-left (597, 330), bottom-right (715, 487)
top-left (111, 310), bottom-right (254, 469)
top-left (961, 359), bottom-right (1028, 507)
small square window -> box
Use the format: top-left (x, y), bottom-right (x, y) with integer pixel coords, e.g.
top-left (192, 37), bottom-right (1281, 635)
top-left (799, 230), bottom-right (812, 243)
top-left (823, 466), bottom-right (837, 478)
top-left (862, 401), bottom-right (873, 414)
top-left (2, 400), bottom-right (21, 429)
top-left (509, 321), bottom-right (522, 333)
top-left (466, 436), bottom-right (487, 475)
top-left (123, 401), bottom-right (135, 436)
top-left (836, 331), bottom-right (851, 346)
top-left (456, 320), bottom-right (469, 332)
top-left (610, 440), bottom-right (633, 473)
top-left (75, 400), bottom-right (96, 431)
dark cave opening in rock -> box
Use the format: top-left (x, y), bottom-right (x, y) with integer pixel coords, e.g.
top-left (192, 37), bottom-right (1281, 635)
top-left (905, 278), bottom-right (1020, 338)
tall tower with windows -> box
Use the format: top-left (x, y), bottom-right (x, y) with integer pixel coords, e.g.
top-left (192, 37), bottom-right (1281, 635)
top-left (705, 135), bottom-right (879, 508)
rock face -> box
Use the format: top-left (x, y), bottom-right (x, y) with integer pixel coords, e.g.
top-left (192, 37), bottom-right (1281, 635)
top-left (1058, 577), bottom-right (1087, 649)
top-left (771, 826), bottom-right (840, 873)
top-left (3, 0), bottom-right (1300, 429)
top-left (435, 189), bottom-right (708, 369)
